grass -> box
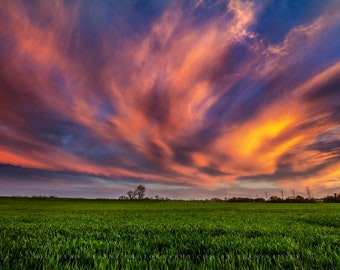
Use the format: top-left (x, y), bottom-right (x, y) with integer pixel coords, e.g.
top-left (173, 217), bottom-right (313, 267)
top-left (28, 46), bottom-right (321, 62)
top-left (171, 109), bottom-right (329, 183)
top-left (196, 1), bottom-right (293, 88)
top-left (0, 197), bottom-right (339, 269)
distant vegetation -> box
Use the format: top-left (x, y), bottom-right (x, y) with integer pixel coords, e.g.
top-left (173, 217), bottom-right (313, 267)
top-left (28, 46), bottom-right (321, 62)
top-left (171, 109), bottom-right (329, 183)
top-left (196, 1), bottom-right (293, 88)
top-left (11, 191), bottom-right (340, 203)
top-left (116, 186), bottom-right (340, 203)
top-left (222, 192), bottom-right (340, 203)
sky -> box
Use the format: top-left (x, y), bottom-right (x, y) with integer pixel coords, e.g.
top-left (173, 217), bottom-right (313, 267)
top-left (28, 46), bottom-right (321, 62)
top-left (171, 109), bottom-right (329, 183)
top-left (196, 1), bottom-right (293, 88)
top-left (0, 0), bottom-right (340, 199)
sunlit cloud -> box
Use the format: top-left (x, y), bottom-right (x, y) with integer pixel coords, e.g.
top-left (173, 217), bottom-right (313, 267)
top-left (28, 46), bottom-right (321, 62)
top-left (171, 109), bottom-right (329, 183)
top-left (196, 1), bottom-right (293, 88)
top-left (0, 0), bottom-right (339, 198)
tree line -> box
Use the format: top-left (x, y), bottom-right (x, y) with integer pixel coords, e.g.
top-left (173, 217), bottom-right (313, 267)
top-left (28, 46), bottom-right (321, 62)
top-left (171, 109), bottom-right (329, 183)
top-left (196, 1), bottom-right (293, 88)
top-left (10, 188), bottom-right (339, 202)
top-left (208, 192), bottom-right (340, 203)
top-left (118, 186), bottom-right (339, 203)
top-left (206, 192), bottom-right (340, 203)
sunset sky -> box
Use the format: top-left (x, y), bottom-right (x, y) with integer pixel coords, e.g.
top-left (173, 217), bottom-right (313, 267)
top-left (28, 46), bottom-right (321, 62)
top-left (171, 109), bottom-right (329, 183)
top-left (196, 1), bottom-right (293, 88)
top-left (0, 0), bottom-right (339, 199)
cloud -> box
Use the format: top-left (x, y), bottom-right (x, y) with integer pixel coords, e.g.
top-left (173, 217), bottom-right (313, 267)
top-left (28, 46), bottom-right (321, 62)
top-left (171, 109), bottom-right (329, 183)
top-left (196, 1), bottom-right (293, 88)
top-left (0, 0), bottom-right (339, 198)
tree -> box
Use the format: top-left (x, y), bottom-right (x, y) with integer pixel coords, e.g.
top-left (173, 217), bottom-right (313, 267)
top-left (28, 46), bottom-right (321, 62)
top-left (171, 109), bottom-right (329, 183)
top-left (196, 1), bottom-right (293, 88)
top-left (134, 185), bottom-right (146, 200)
top-left (127, 190), bottom-right (135, 200)
top-left (293, 195), bottom-right (305, 202)
top-left (269, 196), bottom-right (282, 203)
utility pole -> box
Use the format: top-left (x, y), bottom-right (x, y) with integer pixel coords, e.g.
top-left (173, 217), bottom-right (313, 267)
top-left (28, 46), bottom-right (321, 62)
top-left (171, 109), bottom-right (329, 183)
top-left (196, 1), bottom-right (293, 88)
top-left (281, 190), bottom-right (284, 200)
top-left (306, 186), bottom-right (311, 199)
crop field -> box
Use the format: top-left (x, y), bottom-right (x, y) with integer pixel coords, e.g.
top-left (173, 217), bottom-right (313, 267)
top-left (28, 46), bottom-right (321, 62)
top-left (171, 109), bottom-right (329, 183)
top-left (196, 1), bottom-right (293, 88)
top-left (0, 198), bottom-right (339, 269)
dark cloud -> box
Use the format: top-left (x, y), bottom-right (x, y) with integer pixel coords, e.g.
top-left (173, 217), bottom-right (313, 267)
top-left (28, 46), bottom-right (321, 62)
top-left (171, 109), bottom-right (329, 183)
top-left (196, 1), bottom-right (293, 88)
top-left (173, 152), bottom-right (193, 166)
top-left (304, 76), bottom-right (340, 101)
top-left (143, 84), bottom-right (171, 125)
top-left (237, 154), bottom-right (340, 182)
top-left (307, 139), bottom-right (340, 154)
top-left (0, 163), bottom-right (98, 183)
top-left (198, 166), bottom-right (228, 177)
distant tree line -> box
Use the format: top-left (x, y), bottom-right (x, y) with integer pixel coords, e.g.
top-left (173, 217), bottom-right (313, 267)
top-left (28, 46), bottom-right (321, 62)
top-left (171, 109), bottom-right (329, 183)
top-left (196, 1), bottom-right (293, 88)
top-left (117, 186), bottom-right (339, 203)
top-left (13, 195), bottom-right (60, 199)
top-left (209, 192), bottom-right (340, 203)
top-left (267, 192), bottom-right (339, 203)
top-left (322, 193), bottom-right (340, 203)
top-left (8, 191), bottom-right (340, 203)
top-left (267, 195), bottom-right (316, 203)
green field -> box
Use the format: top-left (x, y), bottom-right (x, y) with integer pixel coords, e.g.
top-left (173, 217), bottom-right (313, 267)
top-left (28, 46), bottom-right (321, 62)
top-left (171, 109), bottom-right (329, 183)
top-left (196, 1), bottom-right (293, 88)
top-left (0, 198), bottom-right (339, 269)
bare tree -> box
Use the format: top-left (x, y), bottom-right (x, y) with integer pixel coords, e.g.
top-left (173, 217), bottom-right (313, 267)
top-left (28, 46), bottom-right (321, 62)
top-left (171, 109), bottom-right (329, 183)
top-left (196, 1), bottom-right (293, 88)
top-left (127, 190), bottom-right (135, 200)
top-left (134, 185), bottom-right (146, 200)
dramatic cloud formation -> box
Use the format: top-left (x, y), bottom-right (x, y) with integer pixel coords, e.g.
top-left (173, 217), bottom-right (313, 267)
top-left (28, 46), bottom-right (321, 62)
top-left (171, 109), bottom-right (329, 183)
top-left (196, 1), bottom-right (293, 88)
top-left (0, 0), bottom-right (339, 198)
